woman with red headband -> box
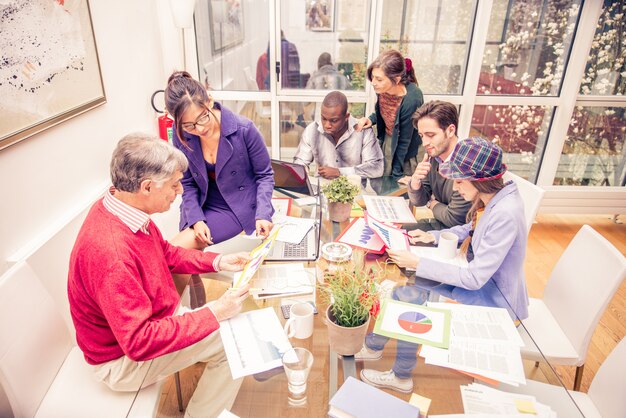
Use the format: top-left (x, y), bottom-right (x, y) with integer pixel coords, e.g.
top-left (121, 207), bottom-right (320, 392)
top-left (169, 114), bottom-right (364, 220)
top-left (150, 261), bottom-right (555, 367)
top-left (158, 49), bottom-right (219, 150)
top-left (355, 49), bottom-right (423, 180)
top-left (359, 137), bottom-right (529, 394)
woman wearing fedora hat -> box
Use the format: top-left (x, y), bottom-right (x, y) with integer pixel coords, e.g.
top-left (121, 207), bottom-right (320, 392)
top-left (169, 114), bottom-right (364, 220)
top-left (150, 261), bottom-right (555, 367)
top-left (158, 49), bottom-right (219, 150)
top-left (359, 136), bottom-right (529, 393)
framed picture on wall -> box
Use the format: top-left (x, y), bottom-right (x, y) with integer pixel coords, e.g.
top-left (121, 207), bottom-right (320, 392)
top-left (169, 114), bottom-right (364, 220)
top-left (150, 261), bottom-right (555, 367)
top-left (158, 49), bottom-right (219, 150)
top-left (209, 0), bottom-right (245, 54)
top-left (0, 0), bottom-right (106, 152)
top-left (306, 0), bottom-right (334, 32)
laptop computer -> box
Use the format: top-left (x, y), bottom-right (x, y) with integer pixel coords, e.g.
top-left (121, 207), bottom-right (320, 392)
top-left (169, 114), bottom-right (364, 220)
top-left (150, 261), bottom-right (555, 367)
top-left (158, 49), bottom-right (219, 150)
top-left (271, 159), bottom-right (317, 197)
top-left (207, 192), bottom-right (322, 262)
top-left (266, 192), bottom-right (321, 261)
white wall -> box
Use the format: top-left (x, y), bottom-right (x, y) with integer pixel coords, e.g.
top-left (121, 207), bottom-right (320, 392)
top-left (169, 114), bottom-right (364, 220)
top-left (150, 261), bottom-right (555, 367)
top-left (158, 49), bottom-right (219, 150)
top-left (0, 0), bottom-right (167, 275)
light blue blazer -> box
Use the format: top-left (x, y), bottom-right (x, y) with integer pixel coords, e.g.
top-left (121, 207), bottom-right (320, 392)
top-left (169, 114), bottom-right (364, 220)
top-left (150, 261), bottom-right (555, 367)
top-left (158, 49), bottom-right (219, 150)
top-left (415, 181), bottom-right (530, 320)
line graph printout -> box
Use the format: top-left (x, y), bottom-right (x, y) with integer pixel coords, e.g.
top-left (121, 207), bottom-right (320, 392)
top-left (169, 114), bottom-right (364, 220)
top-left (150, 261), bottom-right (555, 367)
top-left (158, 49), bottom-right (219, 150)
top-left (362, 196), bottom-right (415, 223)
top-left (220, 307), bottom-right (293, 379)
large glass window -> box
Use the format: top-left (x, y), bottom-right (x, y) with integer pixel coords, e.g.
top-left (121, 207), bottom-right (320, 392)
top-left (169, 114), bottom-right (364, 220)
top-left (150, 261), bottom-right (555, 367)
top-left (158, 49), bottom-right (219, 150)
top-left (279, 0), bottom-right (372, 91)
top-left (479, 0), bottom-right (582, 96)
top-left (556, 106), bottom-right (626, 186)
top-left (380, 0), bottom-right (475, 94)
top-left (579, 0), bottom-right (626, 95)
top-left (195, 0), bottom-right (270, 91)
top-left (470, 105), bottom-right (553, 181)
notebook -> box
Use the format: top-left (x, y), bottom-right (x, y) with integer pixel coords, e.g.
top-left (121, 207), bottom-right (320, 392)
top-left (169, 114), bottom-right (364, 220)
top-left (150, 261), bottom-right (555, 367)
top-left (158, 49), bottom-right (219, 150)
top-left (328, 377), bottom-right (420, 418)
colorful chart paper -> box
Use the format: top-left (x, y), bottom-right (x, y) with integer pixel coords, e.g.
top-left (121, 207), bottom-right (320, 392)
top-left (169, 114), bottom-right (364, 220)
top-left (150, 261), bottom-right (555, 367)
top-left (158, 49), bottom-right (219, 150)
top-left (398, 311), bottom-right (433, 334)
top-left (373, 299), bottom-right (451, 348)
top-left (335, 217), bottom-right (385, 254)
top-left (232, 226), bottom-right (280, 288)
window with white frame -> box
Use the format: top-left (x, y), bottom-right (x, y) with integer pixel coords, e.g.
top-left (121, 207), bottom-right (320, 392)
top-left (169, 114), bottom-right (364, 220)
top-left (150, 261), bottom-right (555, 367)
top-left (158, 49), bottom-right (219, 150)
top-left (192, 0), bottom-right (626, 199)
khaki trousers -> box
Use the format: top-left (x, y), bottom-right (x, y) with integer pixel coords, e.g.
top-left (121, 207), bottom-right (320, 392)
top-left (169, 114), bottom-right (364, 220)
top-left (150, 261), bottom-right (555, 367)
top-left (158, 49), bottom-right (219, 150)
top-left (94, 331), bottom-right (242, 418)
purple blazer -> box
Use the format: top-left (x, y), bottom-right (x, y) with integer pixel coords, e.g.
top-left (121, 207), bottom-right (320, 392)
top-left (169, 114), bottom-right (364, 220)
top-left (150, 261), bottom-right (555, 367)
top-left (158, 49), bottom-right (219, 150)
top-left (172, 103), bottom-right (275, 234)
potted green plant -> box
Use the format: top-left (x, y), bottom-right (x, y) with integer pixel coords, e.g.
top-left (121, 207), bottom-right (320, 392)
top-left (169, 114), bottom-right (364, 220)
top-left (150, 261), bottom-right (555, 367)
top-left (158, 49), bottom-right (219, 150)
top-left (321, 175), bottom-right (360, 222)
top-left (319, 253), bottom-right (383, 356)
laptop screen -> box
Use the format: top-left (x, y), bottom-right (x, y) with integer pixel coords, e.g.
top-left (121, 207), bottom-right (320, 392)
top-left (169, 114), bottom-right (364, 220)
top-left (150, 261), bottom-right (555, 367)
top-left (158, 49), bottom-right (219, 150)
top-left (271, 159), bottom-right (314, 196)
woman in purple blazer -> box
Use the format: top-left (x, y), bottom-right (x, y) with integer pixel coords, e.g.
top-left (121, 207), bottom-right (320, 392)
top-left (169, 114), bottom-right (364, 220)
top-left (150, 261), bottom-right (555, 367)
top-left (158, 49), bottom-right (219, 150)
top-left (165, 71), bottom-right (274, 248)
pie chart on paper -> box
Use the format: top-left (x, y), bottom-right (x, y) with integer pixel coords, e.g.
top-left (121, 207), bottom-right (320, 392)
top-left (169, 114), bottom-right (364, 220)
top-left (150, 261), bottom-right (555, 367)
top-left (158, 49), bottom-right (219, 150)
top-left (398, 311), bottom-right (433, 334)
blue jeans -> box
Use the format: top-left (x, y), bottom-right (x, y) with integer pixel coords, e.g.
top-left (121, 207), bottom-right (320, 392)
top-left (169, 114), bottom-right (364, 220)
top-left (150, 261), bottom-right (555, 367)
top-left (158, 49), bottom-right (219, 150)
top-left (365, 285), bottom-right (430, 379)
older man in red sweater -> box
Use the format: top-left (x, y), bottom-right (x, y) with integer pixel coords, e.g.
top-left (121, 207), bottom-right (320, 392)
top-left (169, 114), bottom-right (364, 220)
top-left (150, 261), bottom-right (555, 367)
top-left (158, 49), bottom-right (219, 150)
top-left (68, 133), bottom-right (251, 418)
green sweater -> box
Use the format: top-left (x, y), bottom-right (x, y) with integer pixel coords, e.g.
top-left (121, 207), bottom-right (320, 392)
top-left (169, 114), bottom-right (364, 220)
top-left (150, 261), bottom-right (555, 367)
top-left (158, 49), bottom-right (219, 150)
top-left (407, 158), bottom-right (471, 228)
top-left (368, 82), bottom-right (424, 178)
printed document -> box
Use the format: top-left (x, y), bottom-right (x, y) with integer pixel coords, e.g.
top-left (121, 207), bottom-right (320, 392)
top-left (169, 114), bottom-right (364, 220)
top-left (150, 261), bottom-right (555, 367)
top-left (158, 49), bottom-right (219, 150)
top-left (220, 307), bottom-right (293, 379)
top-left (363, 195), bottom-right (415, 223)
top-left (272, 214), bottom-right (315, 244)
top-left (232, 227), bottom-right (280, 288)
top-left (252, 264), bottom-right (315, 299)
top-left (460, 383), bottom-right (555, 417)
top-left (419, 303), bottom-right (526, 385)
top-left (366, 212), bottom-right (410, 250)
top-left (428, 302), bottom-right (524, 346)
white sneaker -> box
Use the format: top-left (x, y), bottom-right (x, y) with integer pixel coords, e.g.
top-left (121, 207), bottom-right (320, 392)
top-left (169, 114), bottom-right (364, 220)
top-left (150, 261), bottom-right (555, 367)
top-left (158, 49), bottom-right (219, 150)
top-left (354, 345), bottom-right (383, 361)
top-left (360, 369), bottom-right (414, 393)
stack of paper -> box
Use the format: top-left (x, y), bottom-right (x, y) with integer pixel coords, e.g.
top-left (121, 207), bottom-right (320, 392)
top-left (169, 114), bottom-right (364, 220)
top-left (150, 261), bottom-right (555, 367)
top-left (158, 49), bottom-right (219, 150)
top-left (272, 214), bottom-right (315, 244)
top-left (220, 307), bottom-right (293, 379)
top-left (251, 264), bottom-right (315, 299)
top-left (419, 303), bottom-right (526, 386)
top-left (362, 195), bottom-right (416, 223)
top-left (460, 383), bottom-right (556, 417)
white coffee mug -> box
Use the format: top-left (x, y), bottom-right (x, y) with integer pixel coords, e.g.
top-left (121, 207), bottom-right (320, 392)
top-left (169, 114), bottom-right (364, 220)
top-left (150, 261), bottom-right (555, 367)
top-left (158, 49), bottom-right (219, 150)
top-left (438, 231), bottom-right (459, 259)
top-left (284, 302), bottom-right (314, 339)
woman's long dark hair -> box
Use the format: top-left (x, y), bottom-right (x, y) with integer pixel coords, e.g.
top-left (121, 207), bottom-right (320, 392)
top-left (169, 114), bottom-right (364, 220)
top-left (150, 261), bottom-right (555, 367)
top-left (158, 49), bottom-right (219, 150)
top-left (459, 177), bottom-right (506, 256)
top-left (164, 70), bottom-right (216, 148)
top-left (366, 49), bottom-right (417, 86)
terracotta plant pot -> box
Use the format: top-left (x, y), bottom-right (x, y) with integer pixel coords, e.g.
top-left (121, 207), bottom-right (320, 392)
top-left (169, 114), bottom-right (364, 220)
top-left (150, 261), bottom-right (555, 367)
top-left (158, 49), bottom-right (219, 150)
top-left (325, 305), bottom-right (370, 356)
top-left (328, 201), bottom-right (352, 222)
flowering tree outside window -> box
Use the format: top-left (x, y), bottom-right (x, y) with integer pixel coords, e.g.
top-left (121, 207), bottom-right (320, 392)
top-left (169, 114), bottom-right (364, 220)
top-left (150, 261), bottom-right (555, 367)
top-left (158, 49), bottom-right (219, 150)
top-left (559, 1), bottom-right (626, 186)
top-left (579, 0), bottom-right (626, 96)
top-left (471, 0), bottom-right (581, 181)
top-left (559, 106), bottom-right (626, 186)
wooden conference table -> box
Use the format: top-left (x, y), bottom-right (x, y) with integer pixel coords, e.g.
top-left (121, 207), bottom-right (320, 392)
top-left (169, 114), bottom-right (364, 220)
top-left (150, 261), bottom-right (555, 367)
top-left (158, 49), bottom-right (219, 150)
top-left (129, 176), bottom-right (585, 418)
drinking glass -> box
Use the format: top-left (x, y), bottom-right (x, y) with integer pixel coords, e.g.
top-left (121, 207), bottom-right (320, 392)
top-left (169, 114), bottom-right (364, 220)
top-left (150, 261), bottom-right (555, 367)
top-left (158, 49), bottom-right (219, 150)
top-left (281, 347), bottom-right (314, 401)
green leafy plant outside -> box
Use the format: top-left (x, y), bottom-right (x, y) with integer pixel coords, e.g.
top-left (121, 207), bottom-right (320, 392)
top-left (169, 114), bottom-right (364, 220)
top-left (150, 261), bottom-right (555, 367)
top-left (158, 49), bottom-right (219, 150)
top-left (319, 253), bottom-right (383, 328)
top-left (321, 175), bottom-right (360, 204)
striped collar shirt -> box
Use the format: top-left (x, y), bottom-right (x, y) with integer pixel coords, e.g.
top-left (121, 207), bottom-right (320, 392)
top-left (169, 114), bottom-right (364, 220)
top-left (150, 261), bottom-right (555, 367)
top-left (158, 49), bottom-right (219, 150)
top-left (103, 187), bottom-right (151, 234)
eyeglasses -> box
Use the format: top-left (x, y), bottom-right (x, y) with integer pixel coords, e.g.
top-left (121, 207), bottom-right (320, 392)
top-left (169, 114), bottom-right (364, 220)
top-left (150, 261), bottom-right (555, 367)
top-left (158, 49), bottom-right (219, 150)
top-left (181, 111), bottom-right (211, 131)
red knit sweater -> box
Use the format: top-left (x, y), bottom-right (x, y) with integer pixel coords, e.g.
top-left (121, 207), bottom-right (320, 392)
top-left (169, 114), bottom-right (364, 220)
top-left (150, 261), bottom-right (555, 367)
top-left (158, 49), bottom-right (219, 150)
top-left (68, 199), bottom-right (220, 365)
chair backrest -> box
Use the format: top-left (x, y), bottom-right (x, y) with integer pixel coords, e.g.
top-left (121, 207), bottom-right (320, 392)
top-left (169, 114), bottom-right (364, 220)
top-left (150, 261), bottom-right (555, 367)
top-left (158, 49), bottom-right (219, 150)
top-left (503, 171), bottom-right (545, 233)
top-left (0, 262), bottom-right (73, 418)
top-left (543, 225), bottom-right (626, 365)
top-left (588, 337), bottom-right (626, 418)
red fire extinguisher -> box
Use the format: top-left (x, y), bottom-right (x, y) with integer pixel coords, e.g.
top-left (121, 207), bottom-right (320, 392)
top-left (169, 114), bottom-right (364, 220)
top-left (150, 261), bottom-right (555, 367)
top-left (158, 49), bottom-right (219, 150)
top-left (151, 90), bottom-right (174, 143)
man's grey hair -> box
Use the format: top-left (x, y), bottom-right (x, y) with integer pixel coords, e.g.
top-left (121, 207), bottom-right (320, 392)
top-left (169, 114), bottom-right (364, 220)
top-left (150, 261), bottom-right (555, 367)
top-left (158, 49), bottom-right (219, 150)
top-left (110, 132), bottom-right (189, 192)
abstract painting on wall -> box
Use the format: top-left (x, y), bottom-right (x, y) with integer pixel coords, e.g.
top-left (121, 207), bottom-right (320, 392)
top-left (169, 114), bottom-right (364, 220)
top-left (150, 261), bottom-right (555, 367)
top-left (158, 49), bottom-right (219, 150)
top-left (0, 0), bottom-right (105, 151)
